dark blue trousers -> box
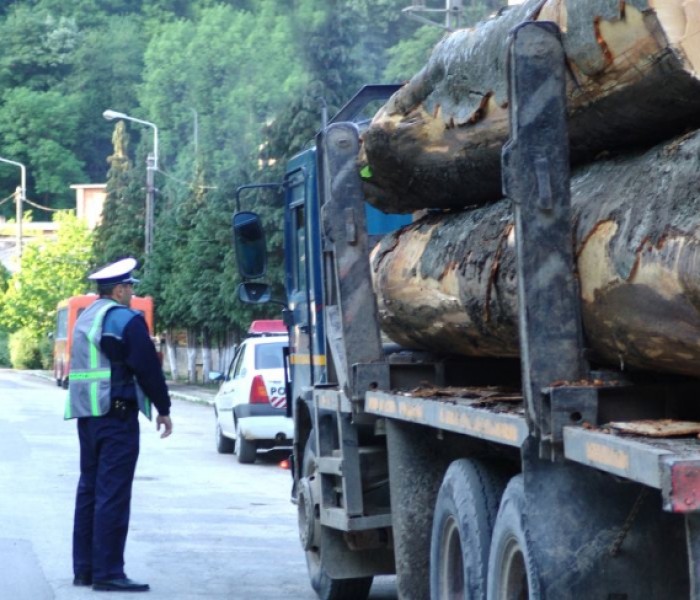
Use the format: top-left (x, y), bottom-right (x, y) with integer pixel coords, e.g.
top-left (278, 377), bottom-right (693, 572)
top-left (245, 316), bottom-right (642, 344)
top-left (73, 411), bottom-right (140, 580)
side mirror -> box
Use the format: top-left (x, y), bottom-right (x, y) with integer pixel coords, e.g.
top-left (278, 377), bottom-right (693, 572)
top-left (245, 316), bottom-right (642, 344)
top-left (238, 282), bottom-right (271, 304)
top-left (232, 211), bottom-right (267, 279)
top-left (209, 371), bottom-right (224, 382)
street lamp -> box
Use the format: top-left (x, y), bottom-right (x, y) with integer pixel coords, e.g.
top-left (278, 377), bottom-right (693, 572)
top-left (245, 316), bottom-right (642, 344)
top-left (103, 109), bottom-right (159, 255)
top-left (0, 156), bottom-right (26, 260)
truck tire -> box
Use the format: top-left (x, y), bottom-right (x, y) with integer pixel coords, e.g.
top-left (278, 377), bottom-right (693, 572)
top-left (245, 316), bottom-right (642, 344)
top-left (487, 475), bottom-right (541, 600)
top-left (301, 434), bottom-right (373, 600)
top-left (215, 418), bottom-right (234, 454)
top-left (235, 421), bottom-right (257, 464)
top-left (430, 458), bottom-right (507, 600)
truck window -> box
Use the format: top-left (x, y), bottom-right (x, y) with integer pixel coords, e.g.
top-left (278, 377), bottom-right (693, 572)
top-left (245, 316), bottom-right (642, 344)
top-left (293, 204), bottom-right (307, 291)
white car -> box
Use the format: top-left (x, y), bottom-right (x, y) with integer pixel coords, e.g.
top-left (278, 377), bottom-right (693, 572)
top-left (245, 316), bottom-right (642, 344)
top-left (213, 322), bottom-right (292, 463)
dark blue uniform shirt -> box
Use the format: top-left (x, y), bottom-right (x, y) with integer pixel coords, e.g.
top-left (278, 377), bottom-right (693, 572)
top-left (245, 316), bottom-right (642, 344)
top-left (100, 307), bottom-right (170, 416)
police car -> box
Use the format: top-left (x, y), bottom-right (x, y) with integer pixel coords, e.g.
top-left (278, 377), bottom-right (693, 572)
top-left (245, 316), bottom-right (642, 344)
top-left (212, 320), bottom-right (291, 463)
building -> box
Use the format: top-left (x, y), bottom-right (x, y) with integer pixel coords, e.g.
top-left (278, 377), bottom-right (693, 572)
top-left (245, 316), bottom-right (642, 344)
top-left (0, 183), bottom-right (105, 273)
top-left (70, 183), bottom-right (107, 230)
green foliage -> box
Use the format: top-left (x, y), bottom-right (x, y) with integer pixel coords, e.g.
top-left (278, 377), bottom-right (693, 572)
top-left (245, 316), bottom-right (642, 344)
top-left (384, 26), bottom-right (444, 82)
top-left (0, 331), bottom-right (9, 367)
top-left (0, 262), bottom-right (10, 295)
top-left (0, 0), bottom-right (511, 339)
top-left (93, 122), bottom-right (146, 266)
top-left (0, 87), bottom-right (85, 208)
top-left (0, 212), bottom-right (93, 334)
top-left (9, 328), bottom-right (42, 369)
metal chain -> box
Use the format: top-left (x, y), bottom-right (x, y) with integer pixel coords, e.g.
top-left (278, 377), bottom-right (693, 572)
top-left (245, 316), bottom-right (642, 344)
top-left (609, 488), bottom-right (649, 556)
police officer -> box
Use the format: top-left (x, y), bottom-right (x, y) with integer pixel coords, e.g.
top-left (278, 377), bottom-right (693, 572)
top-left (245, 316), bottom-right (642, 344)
top-left (65, 258), bottom-right (173, 592)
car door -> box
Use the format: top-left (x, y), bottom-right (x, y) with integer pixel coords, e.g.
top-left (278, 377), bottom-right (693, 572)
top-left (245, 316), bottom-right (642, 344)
top-left (216, 343), bottom-right (248, 437)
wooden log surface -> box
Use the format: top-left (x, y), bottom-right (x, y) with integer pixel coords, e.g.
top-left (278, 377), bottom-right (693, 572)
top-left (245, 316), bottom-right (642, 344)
top-left (371, 128), bottom-right (700, 378)
top-left (360, 0), bottom-right (700, 213)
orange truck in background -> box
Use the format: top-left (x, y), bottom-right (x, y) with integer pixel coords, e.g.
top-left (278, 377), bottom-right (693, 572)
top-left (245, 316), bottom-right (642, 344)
top-left (53, 293), bottom-right (155, 389)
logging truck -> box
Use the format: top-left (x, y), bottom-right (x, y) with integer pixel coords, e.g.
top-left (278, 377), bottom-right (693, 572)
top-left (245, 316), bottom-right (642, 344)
top-left (232, 14), bottom-right (700, 600)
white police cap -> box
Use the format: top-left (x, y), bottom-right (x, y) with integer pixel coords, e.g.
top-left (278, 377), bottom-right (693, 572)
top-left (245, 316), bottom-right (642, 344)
top-left (88, 257), bottom-right (140, 285)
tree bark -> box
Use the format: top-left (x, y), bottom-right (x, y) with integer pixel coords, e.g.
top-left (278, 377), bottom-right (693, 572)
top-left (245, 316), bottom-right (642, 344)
top-left (164, 328), bottom-right (179, 382)
top-left (359, 0), bottom-right (700, 213)
top-left (371, 128), bottom-right (700, 378)
top-left (186, 328), bottom-right (198, 384)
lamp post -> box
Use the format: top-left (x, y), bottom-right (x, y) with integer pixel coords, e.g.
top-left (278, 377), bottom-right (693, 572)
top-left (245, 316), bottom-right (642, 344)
top-left (0, 156), bottom-right (26, 260)
top-left (103, 109), bottom-right (159, 256)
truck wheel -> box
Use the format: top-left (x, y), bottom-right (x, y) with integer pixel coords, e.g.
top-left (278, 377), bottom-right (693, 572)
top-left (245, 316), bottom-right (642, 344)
top-left (487, 475), bottom-right (540, 600)
top-left (430, 458), bottom-right (507, 600)
top-left (235, 421), bottom-right (257, 464)
top-left (215, 418), bottom-right (234, 454)
top-left (301, 434), bottom-right (373, 600)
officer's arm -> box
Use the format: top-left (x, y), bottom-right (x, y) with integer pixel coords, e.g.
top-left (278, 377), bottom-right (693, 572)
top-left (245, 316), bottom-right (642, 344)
top-left (122, 316), bottom-right (171, 417)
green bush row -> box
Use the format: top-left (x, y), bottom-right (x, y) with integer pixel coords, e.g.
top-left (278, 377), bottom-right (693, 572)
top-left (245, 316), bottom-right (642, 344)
top-left (4, 329), bottom-right (53, 370)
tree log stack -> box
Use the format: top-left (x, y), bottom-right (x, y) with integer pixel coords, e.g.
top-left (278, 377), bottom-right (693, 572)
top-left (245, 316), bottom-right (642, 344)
top-left (372, 130), bottom-right (700, 377)
top-left (364, 0), bottom-right (700, 378)
top-left (359, 0), bottom-right (700, 213)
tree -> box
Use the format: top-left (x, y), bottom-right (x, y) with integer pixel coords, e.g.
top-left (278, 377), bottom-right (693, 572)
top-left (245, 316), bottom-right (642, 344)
top-left (0, 211), bottom-right (93, 334)
top-left (0, 5), bottom-right (79, 91)
top-left (0, 87), bottom-right (85, 212)
top-left (66, 15), bottom-right (148, 183)
top-left (93, 121), bottom-right (146, 267)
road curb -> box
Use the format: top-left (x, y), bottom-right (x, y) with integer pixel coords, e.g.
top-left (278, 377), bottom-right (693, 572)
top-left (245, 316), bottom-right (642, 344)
top-left (169, 392), bottom-right (214, 406)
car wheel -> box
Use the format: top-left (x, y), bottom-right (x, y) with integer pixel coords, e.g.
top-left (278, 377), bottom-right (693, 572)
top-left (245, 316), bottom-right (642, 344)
top-left (215, 417), bottom-right (234, 454)
top-left (300, 433), bottom-right (373, 600)
top-left (235, 421), bottom-right (257, 464)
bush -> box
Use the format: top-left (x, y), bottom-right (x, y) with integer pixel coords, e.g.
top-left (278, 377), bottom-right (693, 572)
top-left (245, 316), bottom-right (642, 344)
top-left (38, 334), bottom-right (54, 370)
top-left (0, 331), bottom-right (10, 367)
top-left (9, 329), bottom-right (43, 369)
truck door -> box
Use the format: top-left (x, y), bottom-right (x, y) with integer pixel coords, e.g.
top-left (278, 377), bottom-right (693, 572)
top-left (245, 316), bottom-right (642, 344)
top-left (286, 168), bottom-right (315, 401)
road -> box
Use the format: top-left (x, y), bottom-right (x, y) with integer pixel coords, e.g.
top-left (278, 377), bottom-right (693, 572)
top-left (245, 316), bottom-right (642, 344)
top-left (0, 369), bottom-right (396, 600)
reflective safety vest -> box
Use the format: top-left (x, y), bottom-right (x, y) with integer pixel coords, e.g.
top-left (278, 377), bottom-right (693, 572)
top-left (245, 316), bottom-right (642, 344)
top-left (64, 298), bottom-right (152, 420)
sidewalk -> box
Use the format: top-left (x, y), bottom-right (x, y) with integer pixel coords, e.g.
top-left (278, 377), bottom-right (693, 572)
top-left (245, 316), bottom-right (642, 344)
top-left (27, 370), bottom-right (217, 406)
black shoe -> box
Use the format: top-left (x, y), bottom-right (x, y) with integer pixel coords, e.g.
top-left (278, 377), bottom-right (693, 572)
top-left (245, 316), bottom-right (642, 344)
top-left (73, 574), bottom-right (92, 586)
top-left (92, 578), bottom-right (150, 592)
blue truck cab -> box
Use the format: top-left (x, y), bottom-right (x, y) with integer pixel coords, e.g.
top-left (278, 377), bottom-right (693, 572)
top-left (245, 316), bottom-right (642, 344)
top-left (232, 85), bottom-right (411, 597)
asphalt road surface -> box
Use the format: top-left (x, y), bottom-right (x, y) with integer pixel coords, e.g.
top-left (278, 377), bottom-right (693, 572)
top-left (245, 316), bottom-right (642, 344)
top-left (0, 369), bottom-right (396, 600)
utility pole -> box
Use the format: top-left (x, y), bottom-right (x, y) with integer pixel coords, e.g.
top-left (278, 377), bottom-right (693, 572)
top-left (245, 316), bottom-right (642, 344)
top-left (146, 152), bottom-right (155, 256)
top-left (0, 157), bottom-right (26, 260)
top-left (102, 110), bottom-right (159, 258)
top-left (14, 186), bottom-right (22, 260)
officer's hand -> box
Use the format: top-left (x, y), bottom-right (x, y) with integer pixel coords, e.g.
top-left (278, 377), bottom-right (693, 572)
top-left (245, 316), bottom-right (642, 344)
top-left (156, 415), bottom-right (173, 439)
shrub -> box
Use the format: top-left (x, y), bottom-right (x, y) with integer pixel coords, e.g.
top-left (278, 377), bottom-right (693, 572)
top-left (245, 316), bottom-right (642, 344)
top-left (9, 329), bottom-right (43, 369)
top-left (38, 334), bottom-right (54, 370)
top-left (0, 331), bottom-right (10, 367)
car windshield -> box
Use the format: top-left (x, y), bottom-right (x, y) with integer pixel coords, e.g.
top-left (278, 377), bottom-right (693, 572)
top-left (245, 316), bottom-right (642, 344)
top-left (254, 341), bottom-right (287, 370)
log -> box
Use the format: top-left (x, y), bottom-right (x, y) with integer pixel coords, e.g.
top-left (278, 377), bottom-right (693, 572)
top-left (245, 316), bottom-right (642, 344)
top-left (371, 128), bottom-right (700, 378)
top-left (359, 0), bottom-right (700, 213)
